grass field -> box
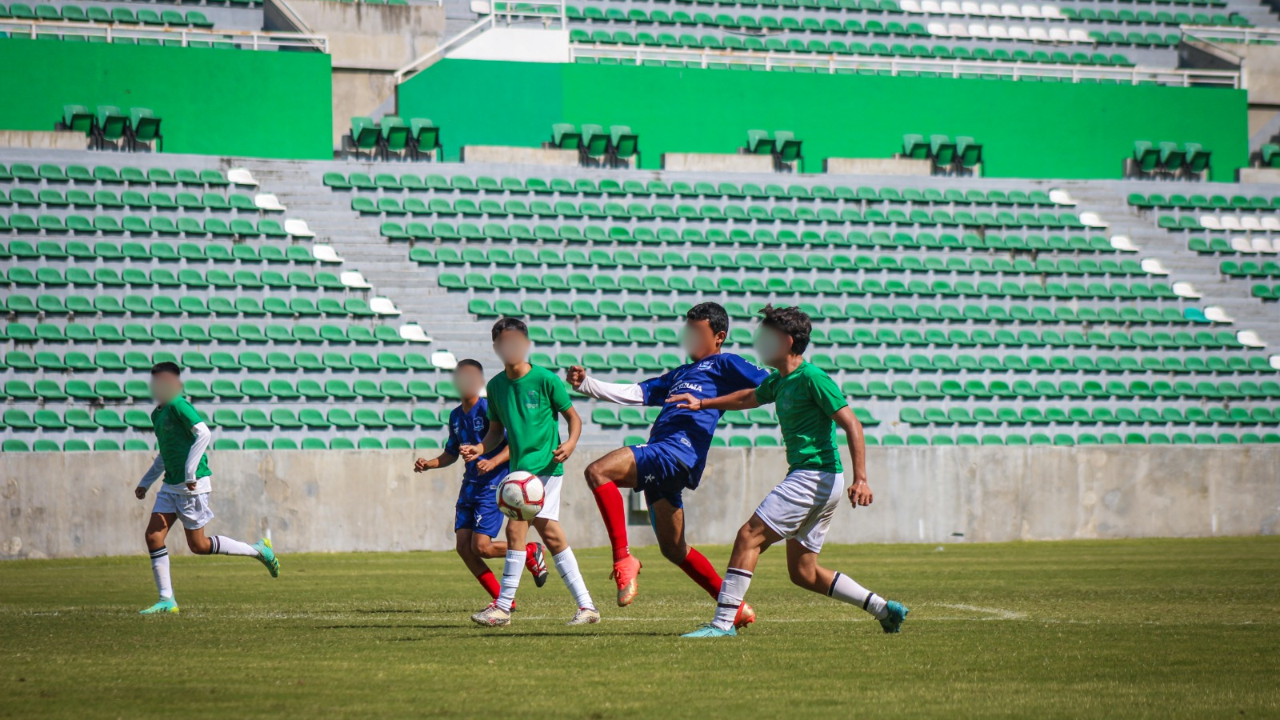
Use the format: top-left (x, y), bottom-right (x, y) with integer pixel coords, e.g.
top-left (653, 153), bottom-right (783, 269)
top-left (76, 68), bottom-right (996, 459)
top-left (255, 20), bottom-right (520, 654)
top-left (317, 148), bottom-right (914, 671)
top-left (1, 536), bottom-right (1278, 719)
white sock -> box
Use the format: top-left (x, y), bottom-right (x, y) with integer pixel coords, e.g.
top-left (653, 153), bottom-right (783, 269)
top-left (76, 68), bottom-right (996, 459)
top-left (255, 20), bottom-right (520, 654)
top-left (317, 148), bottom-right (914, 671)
top-left (828, 571), bottom-right (889, 619)
top-left (553, 547), bottom-right (594, 610)
top-left (712, 567), bottom-right (753, 630)
top-left (210, 536), bottom-right (259, 557)
top-left (496, 549), bottom-right (524, 611)
top-left (149, 547), bottom-right (173, 600)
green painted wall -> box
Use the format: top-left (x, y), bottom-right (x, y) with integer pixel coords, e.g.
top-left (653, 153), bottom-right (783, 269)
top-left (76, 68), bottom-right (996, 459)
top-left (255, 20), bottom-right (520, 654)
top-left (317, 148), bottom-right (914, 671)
top-left (0, 40), bottom-right (333, 160)
top-left (400, 59), bottom-right (1248, 181)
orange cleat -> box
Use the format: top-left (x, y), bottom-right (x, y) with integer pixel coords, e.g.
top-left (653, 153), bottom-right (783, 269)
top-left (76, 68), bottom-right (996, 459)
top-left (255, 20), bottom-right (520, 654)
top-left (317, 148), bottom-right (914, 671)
top-left (734, 602), bottom-right (756, 630)
top-left (610, 555), bottom-right (642, 607)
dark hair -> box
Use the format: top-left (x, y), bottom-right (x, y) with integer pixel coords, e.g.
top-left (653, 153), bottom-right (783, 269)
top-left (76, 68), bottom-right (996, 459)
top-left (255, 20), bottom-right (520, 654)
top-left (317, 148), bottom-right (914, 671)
top-left (686, 301), bottom-right (729, 338)
top-left (456, 358), bottom-right (484, 373)
top-left (758, 305), bottom-right (811, 355)
top-left (150, 361), bottom-right (182, 377)
top-left (491, 317), bottom-right (529, 341)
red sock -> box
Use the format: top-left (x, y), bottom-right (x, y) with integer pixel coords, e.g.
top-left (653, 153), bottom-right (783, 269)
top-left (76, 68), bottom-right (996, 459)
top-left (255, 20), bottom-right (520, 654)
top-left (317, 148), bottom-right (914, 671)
top-left (679, 547), bottom-right (722, 599)
top-left (476, 569), bottom-right (500, 600)
top-left (591, 482), bottom-right (630, 562)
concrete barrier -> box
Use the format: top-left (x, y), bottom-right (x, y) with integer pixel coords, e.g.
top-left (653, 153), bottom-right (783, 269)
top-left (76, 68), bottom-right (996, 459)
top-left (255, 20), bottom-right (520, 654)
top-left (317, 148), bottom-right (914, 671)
top-left (2, 447), bottom-right (1278, 559)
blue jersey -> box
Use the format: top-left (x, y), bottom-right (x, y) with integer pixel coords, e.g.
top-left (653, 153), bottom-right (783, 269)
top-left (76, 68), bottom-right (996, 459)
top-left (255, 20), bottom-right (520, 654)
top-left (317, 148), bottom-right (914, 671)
top-left (637, 353), bottom-right (770, 488)
top-left (444, 399), bottom-right (508, 486)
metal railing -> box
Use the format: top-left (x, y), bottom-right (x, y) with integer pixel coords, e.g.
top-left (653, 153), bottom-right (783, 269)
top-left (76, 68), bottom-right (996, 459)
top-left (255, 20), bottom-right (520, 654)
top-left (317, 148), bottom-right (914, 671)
top-left (0, 19), bottom-right (329, 52)
top-left (270, 0), bottom-right (328, 52)
top-left (1181, 24), bottom-right (1280, 46)
top-left (570, 43), bottom-right (1241, 87)
top-left (394, 0), bottom-right (566, 84)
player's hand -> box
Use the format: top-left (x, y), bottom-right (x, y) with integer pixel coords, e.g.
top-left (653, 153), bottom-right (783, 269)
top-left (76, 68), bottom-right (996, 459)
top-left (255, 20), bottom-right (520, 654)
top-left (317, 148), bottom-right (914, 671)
top-left (848, 478), bottom-right (873, 508)
top-left (565, 365), bottom-right (587, 390)
top-left (552, 438), bottom-right (577, 463)
top-left (186, 481), bottom-right (197, 492)
top-left (134, 486), bottom-right (147, 500)
top-left (459, 444), bottom-right (482, 462)
top-left (665, 393), bottom-right (702, 410)
top-left (414, 457), bottom-right (430, 473)
top-left (475, 457), bottom-right (499, 474)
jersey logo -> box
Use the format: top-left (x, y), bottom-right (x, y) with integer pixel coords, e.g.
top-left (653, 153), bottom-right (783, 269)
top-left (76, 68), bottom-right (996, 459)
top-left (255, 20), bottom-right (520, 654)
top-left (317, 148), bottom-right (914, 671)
top-left (523, 389), bottom-right (541, 410)
top-left (472, 416), bottom-right (485, 433)
top-left (697, 360), bottom-right (714, 370)
top-left (673, 382), bottom-right (704, 393)
top-left (680, 436), bottom-right (692, 447)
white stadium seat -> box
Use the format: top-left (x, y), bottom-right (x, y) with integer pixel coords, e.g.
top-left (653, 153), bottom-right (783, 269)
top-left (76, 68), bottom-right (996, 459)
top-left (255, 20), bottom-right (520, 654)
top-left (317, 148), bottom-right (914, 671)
top-left (370, 297), bottom-right (401, 316)
top-left (399, 324), bottom-right (433, 343)
top-left (1109, 235), bottom-right (1139, 252)
top-left (431, 350), bottom-right (459, 369)
top-left (311, 245), bottom-right (344, 263)
top-left (1172, 281), bottom-right (1202, 299)
top-left (1080, 211), bottom-right (1108, 228)
top-left (1140, 258), bottom-right (1170, 276)
top-left (227, 168), bottom-right (259, 186)
top-left (1231, 236), bottom-right (1257, 254)
top-left (1238, 331), bottom-right (1266, 348)
top-left (253, 193), bottom-right (286, 211)
top-left (284, 219), bottom-right (316, 237)
top-left (1203, 306), bottom-right (1234, 324)
top-left (340, 271), bottom-right (372, 289)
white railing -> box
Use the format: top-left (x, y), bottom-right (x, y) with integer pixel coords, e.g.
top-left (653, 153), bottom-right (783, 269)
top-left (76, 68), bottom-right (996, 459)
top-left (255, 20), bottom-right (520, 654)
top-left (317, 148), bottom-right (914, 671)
top-left (0, 19), bottom-right (329, 52)
top-left (570, 43), bottom-right (1241, 87)
top-left (394, 14), bottom-right (496, 83)
top-left (1181, 24), bottom-right (1280, 45)
top-left (394, 0), bottom-right (566, 83)
top-left (270, 0), bottom-right (328, 51)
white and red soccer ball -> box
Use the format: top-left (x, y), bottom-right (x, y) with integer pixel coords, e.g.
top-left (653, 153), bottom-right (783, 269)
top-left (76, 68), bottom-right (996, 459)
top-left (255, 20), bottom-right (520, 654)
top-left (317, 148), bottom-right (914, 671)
top-left (496, 471), bottom-right (544, 521)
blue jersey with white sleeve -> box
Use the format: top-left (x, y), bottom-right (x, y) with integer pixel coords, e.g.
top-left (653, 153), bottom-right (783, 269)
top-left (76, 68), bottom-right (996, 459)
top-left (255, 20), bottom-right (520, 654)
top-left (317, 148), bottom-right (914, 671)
top-left (636, 352), bottom-right (770, 488)
top-left (444, 399), bottom-right (508, 486)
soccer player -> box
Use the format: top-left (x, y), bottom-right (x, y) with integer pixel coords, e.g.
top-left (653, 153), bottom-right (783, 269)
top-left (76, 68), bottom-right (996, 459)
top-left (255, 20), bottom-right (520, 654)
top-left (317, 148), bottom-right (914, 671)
top-left (668, 306), bottom-right (908, 637)
top-left (566, 302), bottom-right (768, 629)
top-left (134, 362), bottom-right (279, 615)
top-left (461, 318), bottom-right (599, 627)
top-left (413, 358), bottom-right (550, 609)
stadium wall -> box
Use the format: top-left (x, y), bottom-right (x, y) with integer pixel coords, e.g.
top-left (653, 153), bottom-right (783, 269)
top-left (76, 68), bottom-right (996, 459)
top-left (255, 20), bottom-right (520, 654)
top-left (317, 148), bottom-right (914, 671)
top-left (2, 447), bottom-right (1277, 559)
top-left (397, 60), bottom-right (1249, 181)
top-left (0, 41), bottom-right (334, 160)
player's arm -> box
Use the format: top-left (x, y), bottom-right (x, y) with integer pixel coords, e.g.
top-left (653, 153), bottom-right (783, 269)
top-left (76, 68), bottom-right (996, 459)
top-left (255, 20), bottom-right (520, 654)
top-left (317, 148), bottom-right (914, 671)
top-left (553, 405), bottom-right (582, 463)
top-left (566, 366), bottom-right (645, 406)
top-left (183, 422), bottom-right (212, 490)
top-left (460, 417), bottom-right (505, 461)
top-left (666, 387), bottom-right (761, 412)
top-left (135, 454), bottom-right (165, 499)
top-left (832, 407), bottom-right (871, 508)
top-left (414, 451), bottom-right (458, 473)
top-left (475, 444), bottom-right (510, 475)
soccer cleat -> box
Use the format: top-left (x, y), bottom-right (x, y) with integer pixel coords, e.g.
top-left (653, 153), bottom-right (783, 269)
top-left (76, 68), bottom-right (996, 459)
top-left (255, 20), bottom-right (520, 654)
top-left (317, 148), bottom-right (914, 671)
top-left (252, 537), bottom-right (280, 578)
top-left (471, 603), bottom-right (511, 627)
top-left (879, 600), bottom-right (909, 634)
top-left (526, 542), bottom-right (549, 588)
top-left (140, 597), bottom-right (179, 615)
top-left (734, 602), bottom-right (756, 629)
top-left (610, 554), bottom-right (642, 607)
top-left (681, 623), bottom-right (737, 638)
top-left (566, 607), bottom-right (601, 626)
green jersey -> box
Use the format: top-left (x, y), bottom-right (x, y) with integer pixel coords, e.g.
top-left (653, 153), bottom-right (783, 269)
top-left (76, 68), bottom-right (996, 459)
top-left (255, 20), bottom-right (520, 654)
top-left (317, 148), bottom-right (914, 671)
top-left (151, 396), bottom-right (212, 485)
top-left (754, 361), bottom-right (848, 474)
top-left (486, 364), bottom-right (573, 476)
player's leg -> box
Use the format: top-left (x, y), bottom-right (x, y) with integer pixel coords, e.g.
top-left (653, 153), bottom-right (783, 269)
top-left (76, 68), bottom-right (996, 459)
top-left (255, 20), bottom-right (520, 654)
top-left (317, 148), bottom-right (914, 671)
top-left (456, 528), bottom-right (502, 605)
top-left (140, 511), bottom-right (178, 614)
top-left (783, 478), bottom-right (909, 634)
top-left (531, 475), bottom-right (599, 625)
top-left (651, 498), bottom-right (756, 629)
top-left (474, 513), bottom-right (529, 625)
top-left (584, 447), bottom-right (642, 603)
top-left (179, 494), bottom-right (279, 577)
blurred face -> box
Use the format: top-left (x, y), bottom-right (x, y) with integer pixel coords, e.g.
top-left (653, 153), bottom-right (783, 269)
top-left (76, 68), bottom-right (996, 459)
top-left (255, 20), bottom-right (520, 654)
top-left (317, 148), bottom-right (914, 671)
top-left (150, 372), bottom-right (182, 405)
top-left (452, 366), bottom-right (485, 398)
top-left (753, 326), bottom-right (792, 367)
top-left (681, 319), bottom-right (725, 361)
top-left (493, 330), bottom-right (531, 367)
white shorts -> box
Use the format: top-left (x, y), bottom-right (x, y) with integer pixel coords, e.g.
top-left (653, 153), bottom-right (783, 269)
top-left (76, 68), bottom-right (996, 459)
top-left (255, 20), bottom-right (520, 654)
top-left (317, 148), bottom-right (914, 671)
top-left (535, 474), bottom-right (563, 523)
top-left (753, 469), bottom-right (845, 553)
top-left (152, 488), bottom-right (215, 531)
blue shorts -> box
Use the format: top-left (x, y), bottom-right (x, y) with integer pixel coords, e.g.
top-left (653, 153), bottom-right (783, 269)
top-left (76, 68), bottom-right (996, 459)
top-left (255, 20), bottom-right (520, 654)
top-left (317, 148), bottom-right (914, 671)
top-left (629, 433), bottom-right (700, 509)
top-left (454, 481), bottom-right (503, 538)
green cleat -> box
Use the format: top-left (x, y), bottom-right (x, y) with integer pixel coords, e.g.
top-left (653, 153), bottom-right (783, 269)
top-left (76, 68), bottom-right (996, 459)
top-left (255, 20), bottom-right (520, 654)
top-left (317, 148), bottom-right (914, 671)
top-left (879, 600), bottom-right (908, 634)
top-left (252, 538), bottom-right (280, 578)
top-left (140, 597), bottom-right (179, 615)
top-left (681, 623), bottom-right (737, 638)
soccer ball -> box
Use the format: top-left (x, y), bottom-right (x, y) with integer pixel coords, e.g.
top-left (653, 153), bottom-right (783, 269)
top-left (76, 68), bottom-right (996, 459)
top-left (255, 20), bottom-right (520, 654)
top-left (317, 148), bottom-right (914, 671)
top-left (496, 472), bottom-right (545, 521)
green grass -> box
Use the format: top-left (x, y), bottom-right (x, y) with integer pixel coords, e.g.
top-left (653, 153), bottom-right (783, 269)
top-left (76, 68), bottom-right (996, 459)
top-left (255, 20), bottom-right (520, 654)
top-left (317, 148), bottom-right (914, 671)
top-left (2, 537), bottom-right (1278, 719)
